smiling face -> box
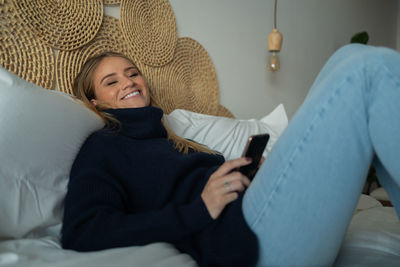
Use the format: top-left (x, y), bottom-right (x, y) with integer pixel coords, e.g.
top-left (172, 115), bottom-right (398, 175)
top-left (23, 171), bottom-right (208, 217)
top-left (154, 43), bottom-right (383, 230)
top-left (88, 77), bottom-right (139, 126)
top-left (91, 56), bottom-right (150, 109)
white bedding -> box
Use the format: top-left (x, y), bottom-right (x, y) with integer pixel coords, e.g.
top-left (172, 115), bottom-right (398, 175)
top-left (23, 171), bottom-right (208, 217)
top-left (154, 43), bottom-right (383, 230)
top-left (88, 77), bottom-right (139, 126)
top-left (335, 207), bottom-right (400, 266)
top-left (0, 238), bottom-right (196, 267)
top-left (1, 198), bottom-right (398, 267)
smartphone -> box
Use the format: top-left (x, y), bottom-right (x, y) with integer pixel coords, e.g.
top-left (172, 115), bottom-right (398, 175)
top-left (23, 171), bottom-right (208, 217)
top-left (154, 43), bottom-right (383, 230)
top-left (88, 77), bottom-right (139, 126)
top-left (238, 133), bottom-right (270, 180)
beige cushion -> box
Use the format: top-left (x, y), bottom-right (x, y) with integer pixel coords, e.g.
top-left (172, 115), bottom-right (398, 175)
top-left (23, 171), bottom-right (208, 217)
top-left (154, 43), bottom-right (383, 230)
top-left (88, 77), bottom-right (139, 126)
top-left (370, 187), bottom-right (390, 201)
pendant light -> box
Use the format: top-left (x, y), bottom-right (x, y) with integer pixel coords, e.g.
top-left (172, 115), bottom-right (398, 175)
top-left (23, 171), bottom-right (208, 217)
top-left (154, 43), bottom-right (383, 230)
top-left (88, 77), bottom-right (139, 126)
top-left (267, 0), bottom-right (283, 72)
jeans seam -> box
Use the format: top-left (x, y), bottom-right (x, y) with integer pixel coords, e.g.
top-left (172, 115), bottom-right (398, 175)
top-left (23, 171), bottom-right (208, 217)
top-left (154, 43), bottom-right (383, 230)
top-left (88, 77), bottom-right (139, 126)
top-left (366, 48), bottom-right (400, 108)
top-left (250, 77), bottom-right (350, 229)
top-left (380, 48), bottom-right (400, 86)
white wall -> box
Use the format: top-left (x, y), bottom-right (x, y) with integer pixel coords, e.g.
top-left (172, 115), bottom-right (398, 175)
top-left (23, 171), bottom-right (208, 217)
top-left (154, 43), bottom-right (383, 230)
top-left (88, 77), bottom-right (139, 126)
top-left (106, 0), bottom-right (398, 119)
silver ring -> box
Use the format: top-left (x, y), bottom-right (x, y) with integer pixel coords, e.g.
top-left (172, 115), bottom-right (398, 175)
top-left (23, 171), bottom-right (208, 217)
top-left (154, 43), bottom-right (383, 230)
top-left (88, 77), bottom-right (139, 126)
top-left (224, 181), bottom-right (232, 192)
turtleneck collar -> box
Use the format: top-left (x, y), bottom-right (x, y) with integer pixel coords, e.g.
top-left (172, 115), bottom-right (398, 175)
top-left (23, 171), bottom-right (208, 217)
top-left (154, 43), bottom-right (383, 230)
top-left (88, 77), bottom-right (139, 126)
top-left (104, 106), bottom-right (167, 139)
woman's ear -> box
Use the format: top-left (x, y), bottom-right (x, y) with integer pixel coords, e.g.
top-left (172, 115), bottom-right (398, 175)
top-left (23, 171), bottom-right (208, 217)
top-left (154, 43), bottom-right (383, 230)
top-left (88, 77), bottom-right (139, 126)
top-left (90, 99), bottom-right (97, 106)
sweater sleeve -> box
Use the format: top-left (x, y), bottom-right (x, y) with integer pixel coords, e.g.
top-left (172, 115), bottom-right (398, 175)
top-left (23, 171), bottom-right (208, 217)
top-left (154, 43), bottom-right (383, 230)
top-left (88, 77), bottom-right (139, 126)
top-left (62, 164), bottom-right (214, 252)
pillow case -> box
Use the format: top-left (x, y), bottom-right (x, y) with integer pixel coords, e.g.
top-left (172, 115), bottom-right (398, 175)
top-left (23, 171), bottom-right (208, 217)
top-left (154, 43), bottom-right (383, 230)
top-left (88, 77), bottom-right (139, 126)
top-left (0, 67), bottom-right (104, 240)
top-left (164, 105), bottom-right (288, 160)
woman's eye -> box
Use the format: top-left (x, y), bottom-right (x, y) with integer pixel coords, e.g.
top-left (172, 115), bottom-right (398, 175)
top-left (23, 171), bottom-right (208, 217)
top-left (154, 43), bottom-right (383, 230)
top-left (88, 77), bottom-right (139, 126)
top-left (107, 81), bottom-right (117, 86)
top-left (129, 72), bottom-right (138, 77)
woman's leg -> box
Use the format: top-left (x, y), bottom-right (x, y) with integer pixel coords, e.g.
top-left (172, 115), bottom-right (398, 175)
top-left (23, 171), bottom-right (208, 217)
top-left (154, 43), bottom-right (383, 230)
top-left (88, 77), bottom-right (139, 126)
top-left (242, 44), bottom-right (400, 266)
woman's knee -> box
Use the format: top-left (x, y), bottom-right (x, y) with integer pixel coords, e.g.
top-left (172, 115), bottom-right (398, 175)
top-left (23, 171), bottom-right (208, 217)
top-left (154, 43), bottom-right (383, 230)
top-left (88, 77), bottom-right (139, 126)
top-left (333, 44), bottom-right (397, 71)
top-left (332, 44), bottom-right (377, 65)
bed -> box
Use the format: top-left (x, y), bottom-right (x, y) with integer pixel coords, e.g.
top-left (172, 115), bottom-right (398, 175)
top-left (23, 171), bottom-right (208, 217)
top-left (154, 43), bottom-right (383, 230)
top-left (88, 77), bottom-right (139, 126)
top-left (1, 62), bottom-right (399, 267)
top-left (1, 0), bottom-right (399, 266)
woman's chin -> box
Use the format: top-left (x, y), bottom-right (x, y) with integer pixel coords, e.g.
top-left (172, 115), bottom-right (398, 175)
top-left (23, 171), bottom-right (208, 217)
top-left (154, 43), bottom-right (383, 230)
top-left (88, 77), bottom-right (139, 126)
top-left (117, 99), bottom-right (149, 109)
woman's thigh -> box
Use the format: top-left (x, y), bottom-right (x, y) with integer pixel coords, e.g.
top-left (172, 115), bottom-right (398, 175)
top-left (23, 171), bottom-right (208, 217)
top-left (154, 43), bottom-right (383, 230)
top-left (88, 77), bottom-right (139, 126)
top-left (242, 44), bottom-right (400, 266)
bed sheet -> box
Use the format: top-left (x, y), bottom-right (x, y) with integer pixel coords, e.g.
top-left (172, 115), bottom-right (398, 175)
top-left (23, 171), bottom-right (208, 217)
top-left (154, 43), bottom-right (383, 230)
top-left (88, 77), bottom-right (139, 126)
top-left (1, 202), bottom-right (398, 267)
top-left (0, 237), bottom-right (196, 267)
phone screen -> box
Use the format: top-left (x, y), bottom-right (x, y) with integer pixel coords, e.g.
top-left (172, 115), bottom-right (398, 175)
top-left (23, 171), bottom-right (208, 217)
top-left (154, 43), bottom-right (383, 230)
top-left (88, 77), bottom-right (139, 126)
top-left (238, 133), bottom-right (270, 180)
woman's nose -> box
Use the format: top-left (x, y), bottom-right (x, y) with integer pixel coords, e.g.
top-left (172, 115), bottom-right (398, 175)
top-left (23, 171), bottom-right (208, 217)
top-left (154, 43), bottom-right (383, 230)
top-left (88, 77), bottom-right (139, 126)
top-left (122, 76), bottom-right (135, 89)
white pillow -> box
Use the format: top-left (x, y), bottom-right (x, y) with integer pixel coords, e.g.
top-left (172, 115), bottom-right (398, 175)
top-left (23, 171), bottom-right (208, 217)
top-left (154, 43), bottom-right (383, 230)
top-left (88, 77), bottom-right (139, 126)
top-left (336, 207), bottom-right (400, 266)
top-left (164, 105), bottom-right (288, 160)
top-left (0, 67), bottom-right (104, 240)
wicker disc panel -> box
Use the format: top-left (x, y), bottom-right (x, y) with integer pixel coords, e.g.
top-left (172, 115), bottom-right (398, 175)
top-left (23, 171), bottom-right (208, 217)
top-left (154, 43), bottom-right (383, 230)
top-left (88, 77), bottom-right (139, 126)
top-left (104, 0), bottom-right (120, 4)
top-left (120, 0), bottom-right (177, 67)
top-left (216, 105), bottom-right (234, 118)
top-left (138, 37), bottom-right (219, 115)
top-left (10, 0), bottom-right (103, 51)
top-left (56, 16), bottom-right (133, 95)
top-left (0, 0), bottom-right (54, 89)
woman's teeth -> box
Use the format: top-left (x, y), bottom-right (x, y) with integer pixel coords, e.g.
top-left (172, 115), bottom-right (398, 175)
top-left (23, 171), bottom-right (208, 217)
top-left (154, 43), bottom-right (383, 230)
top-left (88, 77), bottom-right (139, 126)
top-left (123, 91), bottom-right (140, 99)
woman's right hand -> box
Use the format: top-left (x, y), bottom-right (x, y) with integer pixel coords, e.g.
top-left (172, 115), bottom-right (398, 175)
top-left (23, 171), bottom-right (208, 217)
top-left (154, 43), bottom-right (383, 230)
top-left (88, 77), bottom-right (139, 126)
top-left (201, 157), bottom-right (252, 219)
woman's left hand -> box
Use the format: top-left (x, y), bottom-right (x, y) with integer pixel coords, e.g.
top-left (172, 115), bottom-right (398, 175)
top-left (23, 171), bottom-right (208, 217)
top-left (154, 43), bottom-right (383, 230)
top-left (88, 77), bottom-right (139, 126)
top-left (201, 157), bottom-right (252, 219)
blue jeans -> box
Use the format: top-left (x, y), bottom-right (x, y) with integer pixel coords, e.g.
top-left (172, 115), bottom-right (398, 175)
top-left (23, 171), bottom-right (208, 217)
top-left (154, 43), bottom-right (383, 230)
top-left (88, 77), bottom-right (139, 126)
top-left (242, 44), bottom-right (400, 266)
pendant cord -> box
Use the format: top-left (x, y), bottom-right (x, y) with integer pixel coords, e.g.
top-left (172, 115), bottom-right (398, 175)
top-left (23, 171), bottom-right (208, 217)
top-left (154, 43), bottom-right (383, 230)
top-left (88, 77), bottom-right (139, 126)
top-left (274, 0), bottom-right (277, 29)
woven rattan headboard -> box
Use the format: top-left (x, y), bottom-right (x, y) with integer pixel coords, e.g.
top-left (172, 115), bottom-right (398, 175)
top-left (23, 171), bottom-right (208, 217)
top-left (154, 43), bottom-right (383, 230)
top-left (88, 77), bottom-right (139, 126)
top-left (0, 0), bottom-right (234, 117)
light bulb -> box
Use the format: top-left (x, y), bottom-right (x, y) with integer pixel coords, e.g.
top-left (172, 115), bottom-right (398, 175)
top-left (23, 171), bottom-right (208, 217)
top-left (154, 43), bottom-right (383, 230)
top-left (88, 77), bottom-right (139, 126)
top-left (267, 51), bottom-right (280, 72)
top-left (267, 28), bottom-right (282, 72)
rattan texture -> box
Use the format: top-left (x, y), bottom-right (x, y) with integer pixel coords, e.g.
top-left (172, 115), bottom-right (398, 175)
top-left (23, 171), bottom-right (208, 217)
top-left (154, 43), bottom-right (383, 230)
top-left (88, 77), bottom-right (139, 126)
top-left (120, 0), bottom-right (177, 67)
top-left (104, 0), bottom-right (120, 5)
top-left (138, 37), bottom-right (220, 115)
top-left (217, 105), bottom-right (234, 118)
top-left (0, 0), bottom-right (54, 89)
top-left (10, 0), bottom-right (103, 51)
top-left (56, 16), bottom-right (133, 95)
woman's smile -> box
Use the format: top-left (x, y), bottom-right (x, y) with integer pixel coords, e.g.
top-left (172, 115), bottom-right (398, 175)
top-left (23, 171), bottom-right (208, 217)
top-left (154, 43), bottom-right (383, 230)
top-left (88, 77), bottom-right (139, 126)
top-left (121, 90), bottom-right (141, 100)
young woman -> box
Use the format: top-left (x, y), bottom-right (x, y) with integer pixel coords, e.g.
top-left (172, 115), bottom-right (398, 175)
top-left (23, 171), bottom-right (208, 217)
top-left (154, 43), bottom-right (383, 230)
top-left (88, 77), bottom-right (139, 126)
top-left (62, 45), bottom-right (400, 267)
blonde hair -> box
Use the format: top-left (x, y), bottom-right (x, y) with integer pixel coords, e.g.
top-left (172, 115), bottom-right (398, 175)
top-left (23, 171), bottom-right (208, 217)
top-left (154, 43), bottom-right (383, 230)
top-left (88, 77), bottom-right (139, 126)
top-left (73, 52), bottom-right (216, 155)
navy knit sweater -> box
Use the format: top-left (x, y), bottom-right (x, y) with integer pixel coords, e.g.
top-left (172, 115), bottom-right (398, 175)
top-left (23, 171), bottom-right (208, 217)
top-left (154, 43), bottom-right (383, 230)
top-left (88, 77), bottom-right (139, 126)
top-left (62, 106), bottom-right (258, 266)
